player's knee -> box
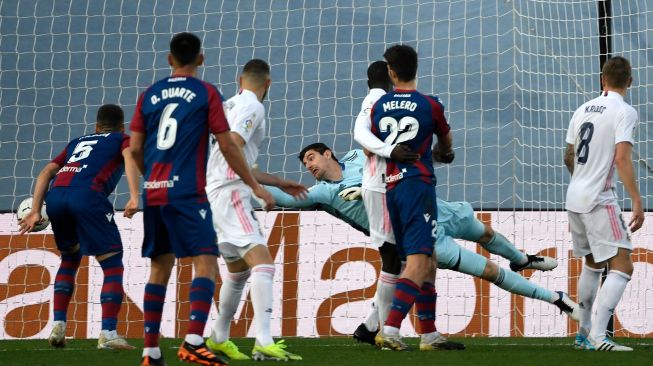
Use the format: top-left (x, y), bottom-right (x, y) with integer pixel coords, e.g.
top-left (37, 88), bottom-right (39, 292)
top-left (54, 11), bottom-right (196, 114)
top-left (97, 251), bottom-right (123, 265)
top-left (481, 261), bottom-right (499, 282)
top-left (477, 225), bottom-right (495, 245)
top-left (149, 254), bottom-right (175, 284)
top-left (609, 249), bottom-right (634, 276)
top-left (193, 254), bottom-right (219, 279)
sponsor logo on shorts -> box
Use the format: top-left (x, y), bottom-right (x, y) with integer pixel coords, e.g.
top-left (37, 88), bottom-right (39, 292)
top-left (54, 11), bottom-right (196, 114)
top-left (423, 213), bottom-right (431, 222)
top-left (105, 213), bottom-right (113, 222)
top-left (199, 209), bottom-right (207, 219)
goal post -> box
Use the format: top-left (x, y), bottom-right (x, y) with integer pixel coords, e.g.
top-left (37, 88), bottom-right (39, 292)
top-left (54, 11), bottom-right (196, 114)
top-left (1, 0), bottom-right (652, 339)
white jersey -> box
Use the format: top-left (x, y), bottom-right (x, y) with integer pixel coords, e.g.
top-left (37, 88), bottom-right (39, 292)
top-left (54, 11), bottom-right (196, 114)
top-left (353, 88), bottom-right (392, 193)
top-left (206, 89), bottom-right (266, 191)
top-left (565, 91), bottom-right (638, 213)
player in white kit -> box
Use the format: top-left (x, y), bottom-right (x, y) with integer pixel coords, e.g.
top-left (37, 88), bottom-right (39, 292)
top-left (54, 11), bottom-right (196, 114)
top-left (564, 56), bottom-right (644, 352)
top-left (205, 59), bottom-right (305, 361)
top-left (352, 61), bottom-right (558, 347)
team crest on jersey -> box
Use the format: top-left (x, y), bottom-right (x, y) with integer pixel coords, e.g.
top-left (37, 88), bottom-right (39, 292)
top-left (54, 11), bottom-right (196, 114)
top-left (243, 118), bottom-right (253, 132)
top-left (105, 213), bottom-right (113, 222)
top-left (199, 209), bottom-right (207, 219)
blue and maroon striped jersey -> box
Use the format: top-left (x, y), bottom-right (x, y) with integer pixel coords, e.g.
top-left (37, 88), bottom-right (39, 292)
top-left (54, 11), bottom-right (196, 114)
top-left (131, 75), bottom-right (230, 206)
top-left (51, 132), bottom-right (129, 196)
top-left (370, 89), bottom-right (450, 190)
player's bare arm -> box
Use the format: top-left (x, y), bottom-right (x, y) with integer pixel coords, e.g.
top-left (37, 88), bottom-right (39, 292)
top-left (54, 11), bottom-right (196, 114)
top-left (614, 141), bottom-right (644, 232)
top-left (130, 131), bottom-right (146, 175)
top-left (353, 108), bottom-right (419, 163)
top-left (230, 131), bottom-right (307, 199)
top-left (215, 130), bottom-right (275, 210)
top-left (432, 132), bottom-right (454, 164)
top-left (18, 162), bottom-right (60, 234)
top-left (122, 147), bottom-right (140, 218)
top-left (563, 143), bottom-right (575, 174)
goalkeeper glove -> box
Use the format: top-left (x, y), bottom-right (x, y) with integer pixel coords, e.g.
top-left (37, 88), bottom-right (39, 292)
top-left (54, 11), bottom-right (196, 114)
top-left (338, 186), bottom-right (363, 201)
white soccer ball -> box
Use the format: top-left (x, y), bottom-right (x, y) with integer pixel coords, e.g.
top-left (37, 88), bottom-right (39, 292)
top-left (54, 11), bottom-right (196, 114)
top-left (16, 197), bottom-right (50, 232)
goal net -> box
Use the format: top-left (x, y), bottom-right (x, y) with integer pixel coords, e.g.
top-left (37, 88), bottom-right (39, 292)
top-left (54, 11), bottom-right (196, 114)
top-left (1, 0), bottom-right (651, 339)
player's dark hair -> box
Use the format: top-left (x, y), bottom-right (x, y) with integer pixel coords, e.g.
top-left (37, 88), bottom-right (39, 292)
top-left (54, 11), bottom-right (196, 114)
top-left (298, 143), bottom-right (338, 162)
top-left (170, 32), bottom-right (201, 66)
top-left (242, 59), bottom-right (271, 84)
top-left (383, 44), bottom-right (418, 82)
top-left (367, 60), bottom-right (392, 91)
top-left (96, 104), bottom-right (124, 131)
top-left (602, 56), bottom-right (632, 89)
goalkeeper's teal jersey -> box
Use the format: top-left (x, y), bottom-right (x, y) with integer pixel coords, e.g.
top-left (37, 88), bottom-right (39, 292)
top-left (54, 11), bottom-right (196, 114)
top-left (267, 148), bottom-right (479, 240)
top-left (266, 149), bottom-right (369, 234)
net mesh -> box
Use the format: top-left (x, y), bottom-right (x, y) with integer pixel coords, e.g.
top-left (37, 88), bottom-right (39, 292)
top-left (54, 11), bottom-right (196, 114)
top-left (0, 0), bottom-right (651, 338)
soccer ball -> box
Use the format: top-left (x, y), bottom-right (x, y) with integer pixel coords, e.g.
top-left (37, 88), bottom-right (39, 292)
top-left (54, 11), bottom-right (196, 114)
top-left (16, 197), bottom-right (50, 232)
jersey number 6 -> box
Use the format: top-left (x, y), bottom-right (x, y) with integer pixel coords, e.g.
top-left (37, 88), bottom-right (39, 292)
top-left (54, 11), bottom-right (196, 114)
top-left (379, 116), bottom-right (419, 145)
top-left (157, 103), bottom-right (179, 150)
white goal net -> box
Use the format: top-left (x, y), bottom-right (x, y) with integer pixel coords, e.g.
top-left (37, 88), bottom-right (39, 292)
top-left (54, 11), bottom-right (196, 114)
top-left (0, 0), bottom-right (651, 339)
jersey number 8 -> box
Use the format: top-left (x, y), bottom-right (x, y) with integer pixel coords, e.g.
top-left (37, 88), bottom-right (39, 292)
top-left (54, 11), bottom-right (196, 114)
top-left (379, 116), bottom-right (419, 145)
top-left (576, 122), bottom-right (594, 165)
top-left (157, 103), bottom-right (179, 150)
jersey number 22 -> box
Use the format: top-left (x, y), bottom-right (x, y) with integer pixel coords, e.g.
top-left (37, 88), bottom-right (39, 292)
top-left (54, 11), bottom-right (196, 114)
top-left (379, 116), bottom-right (419, 144)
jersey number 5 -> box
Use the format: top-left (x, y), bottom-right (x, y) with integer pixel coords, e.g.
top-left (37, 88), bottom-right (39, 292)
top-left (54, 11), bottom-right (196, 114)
top-left (576, 122), bottom-right (594, 165)
top-left (68, 140), bottom-right (98, 163)
top-left (157, 103), bottom-right (179, 150)
top-left (379, 116), bottom-right (419, 144)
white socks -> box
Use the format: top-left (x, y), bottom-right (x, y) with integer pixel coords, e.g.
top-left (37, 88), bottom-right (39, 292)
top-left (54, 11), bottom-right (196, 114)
top-left (210, 269), bottom-right (251, 344)
top-left (577, 265), bottom-right (603, 334)
top-left (251, 264), bottom-right (275, 347)
top-left (376, 272), bottom-right (398, 331)
top-left (143, 347), bottom-right (162, 359)
top-left (184, 333), bottom-right (204, 346)
top-left (364, 271), bottom-right (398, 332)
top-left (590, 270), bottom-right (630, 341)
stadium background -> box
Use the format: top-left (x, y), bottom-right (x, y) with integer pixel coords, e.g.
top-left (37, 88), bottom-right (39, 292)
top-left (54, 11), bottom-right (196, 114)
top-left (1, 0), bottom-right (652, 341)
top-left (2, 0), bottom-right (652, 211)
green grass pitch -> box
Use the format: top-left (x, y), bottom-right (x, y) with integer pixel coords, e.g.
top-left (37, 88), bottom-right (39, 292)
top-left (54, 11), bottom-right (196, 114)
top-left (0, 337), bottom-right (651, 366)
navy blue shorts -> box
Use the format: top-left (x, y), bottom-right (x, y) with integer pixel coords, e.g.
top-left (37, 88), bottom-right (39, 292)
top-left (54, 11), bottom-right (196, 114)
top-left (142, 202), bottom-right (218, 259)
top-left (386, 178), bottom-right (437, 259)
top-left (45, 188), bottom-right (123, 256)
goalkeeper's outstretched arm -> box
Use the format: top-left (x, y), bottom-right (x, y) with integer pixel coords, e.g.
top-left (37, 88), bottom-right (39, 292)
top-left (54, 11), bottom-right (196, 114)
top-left (265, 185), bottom-right (321, 209)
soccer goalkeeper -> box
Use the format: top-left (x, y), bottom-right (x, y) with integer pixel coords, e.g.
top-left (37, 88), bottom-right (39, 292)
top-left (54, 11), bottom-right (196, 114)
top-left (265, 143), bottom-right (579, 350)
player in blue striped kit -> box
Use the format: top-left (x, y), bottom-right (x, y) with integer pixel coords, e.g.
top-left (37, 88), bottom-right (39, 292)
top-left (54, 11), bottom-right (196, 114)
top-left (130, 32), bottom-right (274, 366)
top-left (368, 44), bottom-right (455, 350)
top-left (18, 104), bottom-right (140, 351)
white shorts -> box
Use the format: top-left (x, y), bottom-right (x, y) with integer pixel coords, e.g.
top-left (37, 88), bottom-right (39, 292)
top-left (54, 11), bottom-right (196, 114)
top-left (568, 204), bottom-right (632, 263)
top-left (219, 242), bottom-right (262, 263)
top-left (208, 182), bottom-right (266, 252)
top-left (362, 188), bottom-right (395, 247)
